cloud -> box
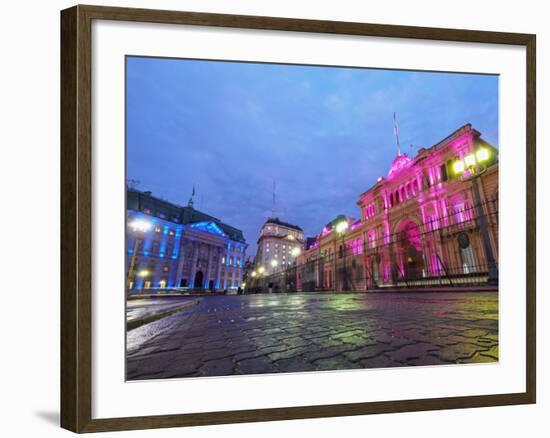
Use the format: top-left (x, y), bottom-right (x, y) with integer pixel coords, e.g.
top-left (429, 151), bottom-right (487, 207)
top-left (127, 57), bottom-right (498, 255)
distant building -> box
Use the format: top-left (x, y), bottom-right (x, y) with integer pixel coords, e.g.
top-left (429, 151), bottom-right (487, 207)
top-left (297, 124), bottom-right (499, 291)
top-left (126, 188), bottom-right (247, 292)
top-left (254, 218), bottom-right (304, 275)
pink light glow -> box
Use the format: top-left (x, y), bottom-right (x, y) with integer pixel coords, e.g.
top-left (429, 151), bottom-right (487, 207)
top-left (367, 230), bottom-right (376, 249)
top-left (383, 262), bottom-right (390, 282)
top-left (398, 220), bottom-right (423, 252)
top-left (387, 154), bottom-right (412, 178)
top-left (416, 186), bottom-right (448, 203)
top-left (346, 238), bottom-right (363, 255)
top-left (383, 220), bottom-right (391, 245)
top-left (372, 130), bottom-right (475, 196)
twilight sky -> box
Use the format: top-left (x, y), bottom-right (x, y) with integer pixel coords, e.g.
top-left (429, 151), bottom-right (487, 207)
top-left (126, 56), bottom-right (498, 256)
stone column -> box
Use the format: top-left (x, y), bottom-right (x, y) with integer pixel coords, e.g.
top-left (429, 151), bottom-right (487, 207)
top-left (215, 247), bottom-right (223, 289)
top-left (189, 241), bottom-right (199, 288)
top-left (174, 239), bottom-right (187, 287)
top-left (225, 245), bottom-right (231, 288)
top-left (417, 174), bottom-right (423, 192)
top-left (204, 245), bottom-right (214, 290)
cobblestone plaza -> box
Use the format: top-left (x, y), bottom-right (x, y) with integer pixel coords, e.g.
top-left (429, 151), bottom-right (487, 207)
top-left (126, 292), bottom-right (498, 380)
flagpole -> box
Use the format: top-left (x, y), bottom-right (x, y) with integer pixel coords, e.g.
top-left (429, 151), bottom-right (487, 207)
top-left (393, 112), bottom-right (401, 156)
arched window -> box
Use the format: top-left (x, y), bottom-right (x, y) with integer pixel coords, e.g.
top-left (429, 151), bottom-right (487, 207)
top-left (440, 163), bottom-right (448, 181)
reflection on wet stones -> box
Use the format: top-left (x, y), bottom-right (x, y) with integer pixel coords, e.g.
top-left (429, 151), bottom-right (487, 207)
top-left (126, 292), bottom-right (499, 380)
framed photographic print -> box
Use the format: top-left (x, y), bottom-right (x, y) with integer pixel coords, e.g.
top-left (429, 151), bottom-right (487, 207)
top-left (60, 4), bottom-right (536, 433)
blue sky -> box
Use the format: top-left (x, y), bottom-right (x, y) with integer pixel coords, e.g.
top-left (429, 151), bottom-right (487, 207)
top-left (126, 56), bottom-right (498, 256)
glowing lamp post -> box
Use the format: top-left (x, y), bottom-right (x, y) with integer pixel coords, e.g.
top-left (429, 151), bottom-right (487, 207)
top-left (137, 269), bottom-right (150, 293)
top-left (452, 159), bottom-right (465, 174)
top-left (250, 270), bottom-right (257, 289)
top-left (126, 219), bottom-right (152, 293)
top-left (246, 270), bottom-right (258, 293)
top-left (335, 220), bottom-right (348, 235)
top-left (335, 220), bottom-right (349, 292)
top-left (452, 148), bottom-right (498, 285)
top-left (464, 153), bottom-right (476, 168)
top-left (254, 266), bottom-right (266, 293)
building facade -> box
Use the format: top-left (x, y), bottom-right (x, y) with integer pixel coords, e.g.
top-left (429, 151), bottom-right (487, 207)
top-left (254, 218), bottom-right (304, 276)
top-left (297, 124), bottom-right (499, 291)
top-left (126, 189), bottom-right (247, 292)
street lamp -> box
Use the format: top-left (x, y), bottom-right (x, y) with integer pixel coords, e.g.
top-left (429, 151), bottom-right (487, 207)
top-left (258, 266), bottom-right (265, 274)
top-left (452, 159), bottom-right (465, 174)
top-left (291, 247), bottom-right (301, 257)
top-left (335, 220), bottom-right (349, 235)
top-left (137, 269), bottom-right (150, 293)
top-left (335, 219), bottom-right (349, 291)
top-left (452, 147), bottom-right (498, 285)
top-left (126, 219), bottom-right (152, 292)
top-left (271, 259), bottom-right (278, 272)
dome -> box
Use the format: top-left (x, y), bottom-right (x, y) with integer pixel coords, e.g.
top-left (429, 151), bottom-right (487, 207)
top-left (387, 154), bottom-right (412, 177)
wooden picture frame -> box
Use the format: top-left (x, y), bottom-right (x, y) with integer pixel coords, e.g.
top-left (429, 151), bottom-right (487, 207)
top-left (60, 4), bottom-right (536, 433)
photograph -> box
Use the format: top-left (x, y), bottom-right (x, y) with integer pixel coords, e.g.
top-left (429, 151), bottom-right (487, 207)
top-left (124, 56), bottom-right (499, 380)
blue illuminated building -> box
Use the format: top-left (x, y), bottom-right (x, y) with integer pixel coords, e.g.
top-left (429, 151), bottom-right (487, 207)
top-left (126, 188), bottom-right (247, 292)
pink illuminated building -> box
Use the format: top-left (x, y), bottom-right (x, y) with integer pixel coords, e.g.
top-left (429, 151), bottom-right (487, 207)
top-left (296, 124), bottom-right (499, 291)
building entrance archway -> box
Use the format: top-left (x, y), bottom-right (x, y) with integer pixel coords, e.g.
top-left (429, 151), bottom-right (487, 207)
top-left (396, 220), bottom-right (425, 279)
top-left (194, 270), bottom-right (204, 288)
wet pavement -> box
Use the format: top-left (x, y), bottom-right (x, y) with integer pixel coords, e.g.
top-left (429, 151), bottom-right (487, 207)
top-left (127, 297), bottom-right (196, 322)
top-left (126, 292), bottom-right (498, 380)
